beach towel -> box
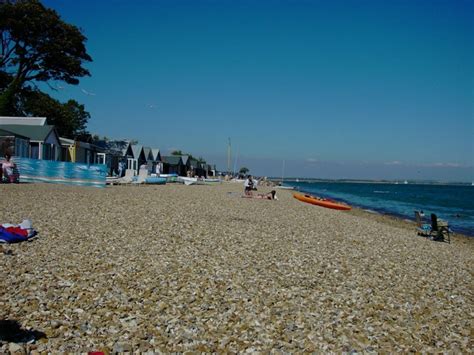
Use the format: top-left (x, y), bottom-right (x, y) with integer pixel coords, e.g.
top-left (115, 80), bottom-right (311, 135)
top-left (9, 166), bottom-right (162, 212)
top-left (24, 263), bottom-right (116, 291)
top-left (0, 220), bottom-right (37, 243)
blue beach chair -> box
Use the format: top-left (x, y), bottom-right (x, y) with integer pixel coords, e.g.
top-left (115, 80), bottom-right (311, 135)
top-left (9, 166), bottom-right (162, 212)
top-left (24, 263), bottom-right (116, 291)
top-left (415, 211), bottom-right (431, 237)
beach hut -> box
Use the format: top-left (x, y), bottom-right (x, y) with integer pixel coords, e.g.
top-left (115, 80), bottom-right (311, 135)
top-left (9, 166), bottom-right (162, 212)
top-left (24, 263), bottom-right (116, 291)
top-left (0, 124), bottom-right (61, 160)
top-left (0, 128), bottom-right (30, 158)
top-left (131, 145), bottom-right (146, 172)
top-left (94, 140), bottom-right (133, 176)
top-left (188, 157), bottom-right (208, 177)
top-left (143, 146), bottom-right (155, 173)
top-left (60, 137), bottom-right (104, 164)
top-left (205, 163), bottom-right (217, 177)
top-left (151, 148), bottom-right (163, 173)
top-left (152, 148), bottom-right (162, 163)
top-left (151, 148), bottom-right (163, 174)
top-left (189, 157), bottom-right (200, 176)
top-left (178, 155), bottom-right (189, 176)
top-left (176, 155), bottom-right (210, 177)
top-left (162, 155), bottom-right (184, 175)
top-left (180, 155), bottom-right (189, 166)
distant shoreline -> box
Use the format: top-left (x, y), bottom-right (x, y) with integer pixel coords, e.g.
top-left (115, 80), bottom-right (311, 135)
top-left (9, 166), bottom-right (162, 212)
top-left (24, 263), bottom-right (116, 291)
top-left (269, 178), bottom-right (473, 186)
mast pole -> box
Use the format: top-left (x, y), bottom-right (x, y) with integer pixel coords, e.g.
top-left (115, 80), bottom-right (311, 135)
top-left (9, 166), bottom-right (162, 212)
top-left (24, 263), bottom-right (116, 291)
top-left (282, 159), bottom-right (285, 183)
top-left (227, 137), bottom-right (231, 176)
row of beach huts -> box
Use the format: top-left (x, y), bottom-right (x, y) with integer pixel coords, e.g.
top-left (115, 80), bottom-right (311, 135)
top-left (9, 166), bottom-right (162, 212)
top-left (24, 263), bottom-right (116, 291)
top-left (0, 116), bottom-right (216, 179)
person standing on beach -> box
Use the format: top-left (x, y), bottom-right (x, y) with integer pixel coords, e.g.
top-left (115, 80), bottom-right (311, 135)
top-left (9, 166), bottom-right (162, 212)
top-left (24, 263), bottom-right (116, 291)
top-left (244, 175), bottom-right (254, 195)
top-left (118, 161), bottom-right (125, 177)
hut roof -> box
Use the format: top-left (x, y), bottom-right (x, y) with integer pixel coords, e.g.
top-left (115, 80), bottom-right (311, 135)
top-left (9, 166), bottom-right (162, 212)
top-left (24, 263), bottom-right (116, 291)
top-left (162, 155), bottom-right (182, 165)
top-left (188, 158), bottom-right (199, 168)
top-left (0, 116), bottom-right (47, 126)
top-left (131, 145), bottom-right (144, 159)
top-left (0, 124), bottom-right (58, 142)
top-left (151, 148), bottom-right (161, 161)
top-left (94, 140), bottom-right (130, 156)
top-left (143, 147), bottom-right (154, 161)
top-left (0, 128), bottom-right (29, 140)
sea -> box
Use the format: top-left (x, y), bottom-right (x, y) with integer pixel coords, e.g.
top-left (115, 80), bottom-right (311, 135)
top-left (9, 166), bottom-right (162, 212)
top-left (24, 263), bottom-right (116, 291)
top-left (284, 180), bottom-right (474, 236)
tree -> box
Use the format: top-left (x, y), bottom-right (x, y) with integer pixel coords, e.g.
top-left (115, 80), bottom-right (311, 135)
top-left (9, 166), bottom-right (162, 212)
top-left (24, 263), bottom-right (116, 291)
top-left (21, 88), bottom-right (90, 138)
top-left (239, 167), bottom-right (249, 175)
top-left (0, 0), bottom-right (92, 115)
top-left (171, 150), bottom-right (183, 156)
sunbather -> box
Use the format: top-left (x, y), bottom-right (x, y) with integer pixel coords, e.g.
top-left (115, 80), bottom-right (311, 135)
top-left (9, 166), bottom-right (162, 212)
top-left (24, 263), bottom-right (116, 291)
top-left (242, 190), bottom-right (277, 200)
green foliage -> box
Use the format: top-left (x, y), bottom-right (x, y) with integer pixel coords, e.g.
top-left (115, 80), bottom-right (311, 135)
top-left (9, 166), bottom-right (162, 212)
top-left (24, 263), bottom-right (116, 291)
top-left (91, 134), bottom-right (101, 142)
top-left (21, 89), bottom-right (90, 138)
top-left (0, 0), bottom-right (92, 114)
top-left (239, 167), bottom-right (249, 175)
top-left (171, 150), bottom-right (204, 163)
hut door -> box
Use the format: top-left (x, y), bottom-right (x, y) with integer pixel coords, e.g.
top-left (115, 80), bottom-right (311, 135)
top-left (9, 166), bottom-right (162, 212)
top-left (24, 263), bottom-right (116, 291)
top-left (97, 153), bottom-right (106, 165)
top-left (127, 158), bottom-right (137, 171)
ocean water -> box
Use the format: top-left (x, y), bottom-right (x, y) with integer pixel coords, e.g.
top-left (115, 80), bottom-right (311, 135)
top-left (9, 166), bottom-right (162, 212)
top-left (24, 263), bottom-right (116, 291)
top-left (286, 181), bottom-right (474, 236)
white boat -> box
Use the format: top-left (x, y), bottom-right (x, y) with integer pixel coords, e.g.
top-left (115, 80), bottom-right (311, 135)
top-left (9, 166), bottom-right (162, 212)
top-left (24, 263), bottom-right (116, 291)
top-left (178, 177), bottom-right (198, 185)
top-left (106, 176), bottom-right (120, 185)
top-left (158, 173), bottom-right (179, 183)
top-left (203, 178), bottom-right (221, 184)
top-left (275, 184), bottom-right (294, 190)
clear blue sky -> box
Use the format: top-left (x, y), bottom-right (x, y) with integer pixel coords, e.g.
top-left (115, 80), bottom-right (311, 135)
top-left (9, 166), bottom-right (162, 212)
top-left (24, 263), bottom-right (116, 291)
top-left (42, 0), bottom-right (473, 181)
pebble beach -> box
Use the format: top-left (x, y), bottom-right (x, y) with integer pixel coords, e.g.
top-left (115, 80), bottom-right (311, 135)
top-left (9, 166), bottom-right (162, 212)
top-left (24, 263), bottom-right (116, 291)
top-left (1, 182), bottom-right (473, 353)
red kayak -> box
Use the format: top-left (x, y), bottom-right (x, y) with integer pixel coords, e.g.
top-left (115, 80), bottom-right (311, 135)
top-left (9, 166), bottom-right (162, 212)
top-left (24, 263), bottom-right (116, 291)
top-left (293, 193), bottom-right (351, 211)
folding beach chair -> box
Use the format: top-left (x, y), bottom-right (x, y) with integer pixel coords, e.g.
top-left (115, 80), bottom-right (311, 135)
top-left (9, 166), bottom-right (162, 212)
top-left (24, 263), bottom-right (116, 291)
top-left (430, 213), bottom-right (451, 244)
top-left (415, 211), bottom-right (431, 237)
top-left (117, 169), bottom-right (135, 185)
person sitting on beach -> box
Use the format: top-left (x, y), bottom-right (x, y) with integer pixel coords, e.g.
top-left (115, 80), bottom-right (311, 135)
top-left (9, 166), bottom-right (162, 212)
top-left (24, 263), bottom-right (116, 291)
top-left (1, 153), bottom-right (17, 183)
top-left (259, 190), bottom-right (277, 200)
top-left (244, 175), bottom-right (254, 195)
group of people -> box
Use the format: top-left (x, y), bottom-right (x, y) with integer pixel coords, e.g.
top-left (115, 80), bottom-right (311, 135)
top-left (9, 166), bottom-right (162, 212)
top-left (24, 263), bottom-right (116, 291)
top-left (243, 175), bottom-right (277, 200)
top-left (0, 152), bottom-right (18, 183)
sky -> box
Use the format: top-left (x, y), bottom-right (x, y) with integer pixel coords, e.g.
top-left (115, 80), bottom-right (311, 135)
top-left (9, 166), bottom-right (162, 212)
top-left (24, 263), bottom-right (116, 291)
top-left (41, 0), bottom-right (473, 181)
